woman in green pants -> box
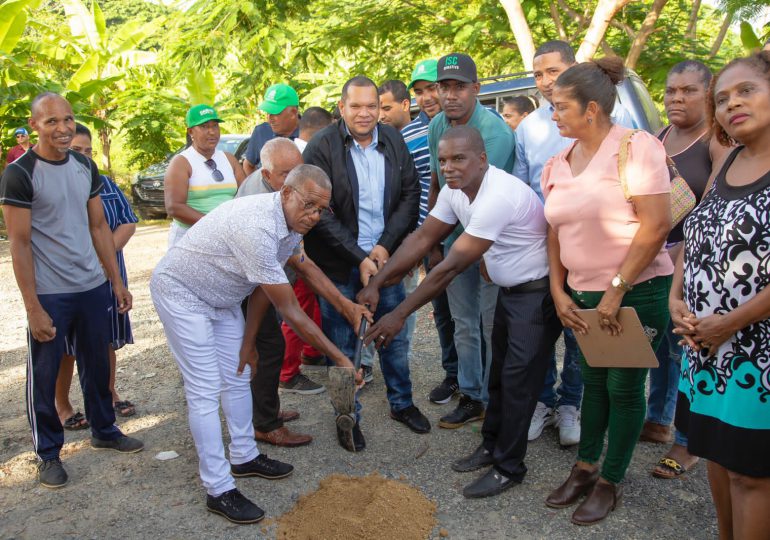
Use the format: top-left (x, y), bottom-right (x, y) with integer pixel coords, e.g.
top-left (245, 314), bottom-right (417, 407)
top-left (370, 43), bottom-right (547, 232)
top-left (539, 56), bottom-right (674, 526)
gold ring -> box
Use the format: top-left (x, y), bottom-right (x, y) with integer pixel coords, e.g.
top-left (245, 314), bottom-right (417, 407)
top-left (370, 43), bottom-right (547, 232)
top-left (602, 318), bottom-right (610, 325)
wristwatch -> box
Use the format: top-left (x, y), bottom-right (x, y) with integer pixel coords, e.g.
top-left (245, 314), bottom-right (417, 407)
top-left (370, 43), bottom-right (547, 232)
top-left (611, 273), bottom-right (633, 292)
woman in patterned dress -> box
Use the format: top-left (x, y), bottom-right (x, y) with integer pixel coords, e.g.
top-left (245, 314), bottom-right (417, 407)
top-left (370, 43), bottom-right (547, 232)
top-left (672, 51), bottom-right (770, 538)
top-left (55, 124), bottom-right (139, 428)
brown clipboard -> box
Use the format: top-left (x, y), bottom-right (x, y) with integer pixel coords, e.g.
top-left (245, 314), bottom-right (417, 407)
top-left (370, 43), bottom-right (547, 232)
top-left (573, 307), bottom-right (659, 368)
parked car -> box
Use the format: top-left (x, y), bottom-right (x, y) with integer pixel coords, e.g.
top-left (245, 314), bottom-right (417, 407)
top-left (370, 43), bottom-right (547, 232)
top-left (412, 69), bottom-right (663, 133)
top-left (131, 134), bottom-right (250, 219)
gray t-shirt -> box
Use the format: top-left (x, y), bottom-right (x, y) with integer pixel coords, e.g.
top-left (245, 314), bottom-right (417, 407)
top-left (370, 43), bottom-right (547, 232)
top-left (0, 150), bottom-right (106, 294)
top-left (150, 192), bottom-right (302, 319)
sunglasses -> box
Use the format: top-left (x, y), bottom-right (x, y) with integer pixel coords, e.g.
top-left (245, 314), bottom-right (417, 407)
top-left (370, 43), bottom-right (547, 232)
top-left (204, 159), bottom-right (224, 182)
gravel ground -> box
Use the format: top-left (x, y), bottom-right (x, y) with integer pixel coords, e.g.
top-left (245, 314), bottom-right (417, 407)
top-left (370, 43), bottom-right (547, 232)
top-left (0, 224), bottom-right (717, 539)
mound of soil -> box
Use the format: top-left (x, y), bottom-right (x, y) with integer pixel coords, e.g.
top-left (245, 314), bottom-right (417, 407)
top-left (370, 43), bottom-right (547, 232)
top-left (277, 473), bottom-right (436, 540)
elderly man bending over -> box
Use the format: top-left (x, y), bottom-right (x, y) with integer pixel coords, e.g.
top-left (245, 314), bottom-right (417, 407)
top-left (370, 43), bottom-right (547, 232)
top-left (151, 164), bottom-right (361, 525)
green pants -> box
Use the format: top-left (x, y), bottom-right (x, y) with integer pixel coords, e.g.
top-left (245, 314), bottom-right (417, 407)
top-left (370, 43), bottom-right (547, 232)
top-left (572, 275), bottom-right (672, 484)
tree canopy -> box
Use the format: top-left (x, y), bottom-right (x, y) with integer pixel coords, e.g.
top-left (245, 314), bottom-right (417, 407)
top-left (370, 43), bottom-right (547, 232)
top-left (0, 0), bottom-right (755, 177)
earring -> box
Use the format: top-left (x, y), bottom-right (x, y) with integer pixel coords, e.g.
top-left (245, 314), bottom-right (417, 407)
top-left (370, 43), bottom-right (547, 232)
top-left (587, 118), bottom-right (593, 125)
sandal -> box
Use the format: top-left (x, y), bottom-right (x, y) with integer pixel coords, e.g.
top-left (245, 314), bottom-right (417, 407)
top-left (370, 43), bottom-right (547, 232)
top-left (652, 457), bottom-right (689, 479)
top-left (113, 400), bottom-right (136, 417)
top-left (63, 412), bottom-right (89, 431)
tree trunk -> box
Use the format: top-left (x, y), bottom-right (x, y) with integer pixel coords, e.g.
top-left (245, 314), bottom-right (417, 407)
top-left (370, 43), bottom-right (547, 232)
top-left (575, 0), bottom-right (633, 62)
top-left (548, 0), bottom-right (567, 40)
top-left (685, 0), bottom-right (701, 40)
top-left (625, 0), bottom-right (669, 70)
top-left (499, 0), bottom-right (536, 70)
top-left (99, 126), bottom-right (112, 176)
top-left (709, 11), bottom-right (733, 59)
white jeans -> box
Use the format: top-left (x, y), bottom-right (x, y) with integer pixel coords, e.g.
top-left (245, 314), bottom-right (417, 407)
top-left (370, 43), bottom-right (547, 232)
top-left (152, 292), bottom-right (258, 496)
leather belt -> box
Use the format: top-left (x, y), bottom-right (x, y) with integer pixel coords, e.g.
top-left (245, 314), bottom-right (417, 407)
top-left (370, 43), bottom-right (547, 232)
top-left (500, 276), bottom-right (550, 295)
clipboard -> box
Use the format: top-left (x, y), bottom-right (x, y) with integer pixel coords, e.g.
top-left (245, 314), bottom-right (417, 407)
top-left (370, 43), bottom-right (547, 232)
top-left (573, 307), bottom-right (659, 368)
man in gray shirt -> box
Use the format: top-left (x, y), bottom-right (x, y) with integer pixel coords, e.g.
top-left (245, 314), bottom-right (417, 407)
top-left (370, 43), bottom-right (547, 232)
top-left (0, 93), bottom-right (143, 490)
top-left (151, 164), bottom-right (364, 525)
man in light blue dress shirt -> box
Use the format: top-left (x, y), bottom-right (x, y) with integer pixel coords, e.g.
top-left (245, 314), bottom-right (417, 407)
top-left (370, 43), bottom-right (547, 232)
top-left (513, 41), bottom-right (636, 448)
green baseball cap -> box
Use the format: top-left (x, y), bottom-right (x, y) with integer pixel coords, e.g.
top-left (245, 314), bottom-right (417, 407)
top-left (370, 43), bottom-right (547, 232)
top-left (185, 104), bottom-right (222, 128)
top-left (258, 83), bottom-right (299, 115)
top-left (407, 59), bottom-right (438, 89)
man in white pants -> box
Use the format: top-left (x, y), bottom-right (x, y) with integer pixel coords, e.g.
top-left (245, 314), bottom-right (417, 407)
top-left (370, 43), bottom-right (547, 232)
top-left (151, 164), bottom-right (360, 525)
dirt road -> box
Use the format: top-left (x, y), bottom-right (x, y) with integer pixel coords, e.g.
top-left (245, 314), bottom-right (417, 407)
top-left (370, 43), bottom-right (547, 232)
top-left (0, 224), bottom-right (716, 539)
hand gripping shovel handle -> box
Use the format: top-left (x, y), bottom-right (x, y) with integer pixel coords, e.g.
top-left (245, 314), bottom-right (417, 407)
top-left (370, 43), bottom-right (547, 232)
top-left (353, 318), bottom-right (368, 370)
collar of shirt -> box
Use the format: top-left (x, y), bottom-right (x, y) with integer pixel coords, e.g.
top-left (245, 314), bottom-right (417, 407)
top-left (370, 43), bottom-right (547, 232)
top-left (344, 123), bottom-right (379, 151)
top-left (259, 170), bottom-right (276, 193)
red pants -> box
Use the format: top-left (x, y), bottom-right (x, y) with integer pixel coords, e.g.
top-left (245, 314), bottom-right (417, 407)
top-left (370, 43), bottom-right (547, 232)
top-left (280, 278), bottom-right (323, 382)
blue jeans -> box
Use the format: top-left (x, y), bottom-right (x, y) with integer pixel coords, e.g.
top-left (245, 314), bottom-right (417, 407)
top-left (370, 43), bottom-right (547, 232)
top-left (319, 269), bottom-right (413, 417)
top-left (647, 320), bottom-right (688, 446)
top-left (538, 328), bottom-right (582, 409)
top-left (445, 260), bottom-right (498, 403)
top-left (423, 257), bottom-right (458, 379)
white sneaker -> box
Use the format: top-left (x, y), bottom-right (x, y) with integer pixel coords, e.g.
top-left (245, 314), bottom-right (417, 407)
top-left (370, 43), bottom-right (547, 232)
top-left (555, 405), bottom-right (581, 447)
top-left (528, 402), bottom-right (555, 441)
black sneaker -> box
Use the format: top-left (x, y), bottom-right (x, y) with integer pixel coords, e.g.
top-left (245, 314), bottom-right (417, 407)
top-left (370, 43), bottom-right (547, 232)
top-left (390, 405), bottom-right (431, 433)
top-left (206, 488), bottom-right (265, 524)
top-left (361, 365), bottom-right (374, 384)
top-left (38, 458), bottom-right (68, 489)
top-left (231, 454), bottom-right (294, 479)
top-left (90, 435), bottom-right (144, 453)
top-left (429, 377), bottom-right (459, 404)
top-left (439, 396), bottom-right (485, 429)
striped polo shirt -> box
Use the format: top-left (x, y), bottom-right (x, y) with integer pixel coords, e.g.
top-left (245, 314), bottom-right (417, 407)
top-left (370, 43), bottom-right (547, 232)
top-left (401, 111), bottom-right (432, 226)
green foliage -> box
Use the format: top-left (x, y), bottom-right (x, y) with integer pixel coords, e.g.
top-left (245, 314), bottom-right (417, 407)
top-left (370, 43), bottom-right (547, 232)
top-left (0, 0), bottom-right (756, 174)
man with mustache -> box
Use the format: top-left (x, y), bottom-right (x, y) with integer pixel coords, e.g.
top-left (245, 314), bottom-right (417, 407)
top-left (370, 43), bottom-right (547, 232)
top-left (243, 83), bottom-right (301, 175)
top-left (426, 53), bottom-right (514, 430)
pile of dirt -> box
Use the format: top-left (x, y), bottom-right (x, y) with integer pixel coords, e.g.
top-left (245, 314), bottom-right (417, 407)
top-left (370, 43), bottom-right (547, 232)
top-left (276, 473), bottom-right (437, 540)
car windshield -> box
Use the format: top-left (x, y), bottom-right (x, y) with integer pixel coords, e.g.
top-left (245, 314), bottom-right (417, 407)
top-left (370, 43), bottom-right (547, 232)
top-left (217, 138), bottom-right (244, 154)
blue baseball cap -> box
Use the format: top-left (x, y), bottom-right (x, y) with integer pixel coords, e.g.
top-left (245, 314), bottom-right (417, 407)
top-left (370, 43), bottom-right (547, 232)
top-left (14, 128), bottom-right (28, 136)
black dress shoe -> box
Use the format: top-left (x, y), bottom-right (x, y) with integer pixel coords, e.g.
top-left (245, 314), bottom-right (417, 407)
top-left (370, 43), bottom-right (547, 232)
top-left (206, 488), bottom-right (265, 524)
top-left (452, 444), bottom-right (494, 473)
top-left (463, 467), bottom-right (519, 498)
top-left (390, 405), bottom-right (431, 434)
top-left (337, 421), bottom-right (366, 452)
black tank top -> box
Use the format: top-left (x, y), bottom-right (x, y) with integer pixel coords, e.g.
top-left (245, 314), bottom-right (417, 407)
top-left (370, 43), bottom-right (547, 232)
top-left (658, 125), bottom-right (712, 243)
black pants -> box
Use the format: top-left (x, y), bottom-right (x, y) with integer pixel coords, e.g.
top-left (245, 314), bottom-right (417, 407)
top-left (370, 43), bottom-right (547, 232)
top-left (30, 282), bottom-right (122, 460)
top-left (241, 301), bottom-right (286, 433)
top-left (481, 287), bottom-right (562, 480)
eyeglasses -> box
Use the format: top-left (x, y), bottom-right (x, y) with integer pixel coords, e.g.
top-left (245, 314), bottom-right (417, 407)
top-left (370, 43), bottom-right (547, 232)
top-left (291, 187), bottom-right (330, 217)
top-left (204, 159), bottom-right (224, 182)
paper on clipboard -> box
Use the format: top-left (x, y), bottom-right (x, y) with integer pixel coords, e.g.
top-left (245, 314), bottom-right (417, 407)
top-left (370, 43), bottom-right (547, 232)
top-left (573, 307), bottom-right (659, 368)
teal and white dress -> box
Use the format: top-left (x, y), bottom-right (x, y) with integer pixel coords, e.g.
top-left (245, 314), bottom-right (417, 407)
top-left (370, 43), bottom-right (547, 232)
top-left (677, 146), bottom-right (770, 477)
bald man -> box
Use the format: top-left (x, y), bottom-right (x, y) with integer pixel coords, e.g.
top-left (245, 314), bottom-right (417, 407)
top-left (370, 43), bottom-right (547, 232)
top-left (0, 92), bottom-right (144, 489)
top-left (358, 125), bottom-right (561, 499)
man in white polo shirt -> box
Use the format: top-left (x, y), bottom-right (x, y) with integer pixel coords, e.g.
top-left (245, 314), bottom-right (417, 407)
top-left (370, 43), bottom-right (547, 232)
top-left (358, 125), bottom-right (562, 499)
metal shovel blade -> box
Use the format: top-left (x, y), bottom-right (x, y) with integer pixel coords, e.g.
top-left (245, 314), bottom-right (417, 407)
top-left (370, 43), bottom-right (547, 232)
top-left (328, 366), bottom-right (356, 416)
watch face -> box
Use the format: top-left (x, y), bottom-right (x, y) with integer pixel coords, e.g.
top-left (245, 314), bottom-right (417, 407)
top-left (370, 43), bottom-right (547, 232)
top-left (612, 276), bottom-right (621, 287)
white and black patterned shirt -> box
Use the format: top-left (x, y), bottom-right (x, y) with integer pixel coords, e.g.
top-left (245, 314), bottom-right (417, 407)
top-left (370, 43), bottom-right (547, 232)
top-left (150, 192), bottom-right (301, 319)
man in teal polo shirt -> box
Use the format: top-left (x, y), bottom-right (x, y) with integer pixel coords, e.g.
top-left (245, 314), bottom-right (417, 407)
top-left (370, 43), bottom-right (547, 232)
top-left (427, 53), bottom-right (514, 429)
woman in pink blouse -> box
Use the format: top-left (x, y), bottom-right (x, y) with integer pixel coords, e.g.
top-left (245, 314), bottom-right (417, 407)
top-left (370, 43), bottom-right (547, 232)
top-left (540, 57), bottom-right (673, 525)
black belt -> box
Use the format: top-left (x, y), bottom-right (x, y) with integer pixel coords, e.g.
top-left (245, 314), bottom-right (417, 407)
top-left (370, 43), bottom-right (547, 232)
top-left (500, 276), bottom-right (550, 295)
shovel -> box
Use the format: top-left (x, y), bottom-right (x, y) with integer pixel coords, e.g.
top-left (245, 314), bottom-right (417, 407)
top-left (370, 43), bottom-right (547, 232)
top-left (328, 318), bottom-right (367, 452)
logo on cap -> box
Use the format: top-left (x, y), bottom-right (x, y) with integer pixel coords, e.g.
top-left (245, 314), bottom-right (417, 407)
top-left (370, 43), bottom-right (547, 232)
top-left (267, 89), bottom-right (277, 100)
top-left (199, 108), bottom-right (215, 116)
top-left (446, 57), bottom-right (458, 66)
